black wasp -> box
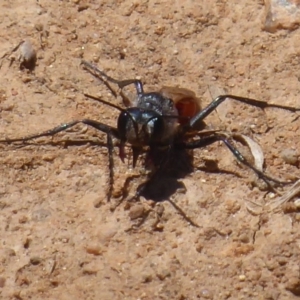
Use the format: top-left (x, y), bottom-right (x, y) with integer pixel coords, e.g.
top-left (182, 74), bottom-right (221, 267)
top-left (0, 60), bottom-right (299, 202)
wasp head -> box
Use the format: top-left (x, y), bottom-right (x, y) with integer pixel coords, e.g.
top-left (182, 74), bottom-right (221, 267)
top-left (117, 107), bottom-right (165, 147)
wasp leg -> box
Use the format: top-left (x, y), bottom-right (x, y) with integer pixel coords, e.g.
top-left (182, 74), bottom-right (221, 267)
top-left (188, 95), bottom-right (300, 129)
top-left (176, 134), bottom-right (293, 190)
top-left (0, 119), bottom-right (119, 143)
top-left (81, 60), bottom-right (144, 106)
top-left (0, 119), bottom-right (119, 201)
top-left (105, 132), bottom-right (114, 202)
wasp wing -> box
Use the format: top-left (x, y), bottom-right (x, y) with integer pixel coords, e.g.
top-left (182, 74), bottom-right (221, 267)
top-left (159, 86), bottom-right (201, 125)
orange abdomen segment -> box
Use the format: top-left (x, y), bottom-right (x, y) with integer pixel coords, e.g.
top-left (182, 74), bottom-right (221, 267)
top-left (175, 97), bottom-right (201, 125)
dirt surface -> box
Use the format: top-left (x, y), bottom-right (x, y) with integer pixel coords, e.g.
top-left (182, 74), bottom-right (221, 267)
top-left (1, 1), bottom-right (300, 299)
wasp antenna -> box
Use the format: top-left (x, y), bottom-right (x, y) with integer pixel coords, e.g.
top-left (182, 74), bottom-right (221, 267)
top-left (83, 93), bottom-right (125, 112)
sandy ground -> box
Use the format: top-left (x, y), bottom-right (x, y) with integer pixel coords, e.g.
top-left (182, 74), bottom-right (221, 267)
top-left (0, 1), bottom-right (300, 299)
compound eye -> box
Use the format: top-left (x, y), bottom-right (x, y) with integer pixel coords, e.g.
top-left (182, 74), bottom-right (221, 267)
top-left (148, 116), bottom-right (164, 142)
top-left (117, 111), bottom-right (130, 141)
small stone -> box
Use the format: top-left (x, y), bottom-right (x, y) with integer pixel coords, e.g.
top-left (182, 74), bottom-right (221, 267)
top-left (286, 276), bottom-right (300, 295)
top-left (23, 237), bottom-right (31, 249)
top-left (97, 223), bottom-right (118, 244)
top-left (45, 258), bottom-right (56, 275)
top-left (153, 222), bottom-right (164, 231)
top-left (78, 4), bottom-right (89, 12)
top-left (294, 199), bottom-right (300, 208)
top-left (34, 23), bottom-right (44, 32)
top-left (265, 260), bottom-right (277, 271)
top-left (225, 199), bottom-right (241, 214)
top-left (22, 75), bottom-right (32, 83)
top-left (239, 233), bottom-right (250, 244)
top-left (141, 272), bottom-right (153, 283)
top-left (82, 263), bottom-right (98, 275)
top-left (93, 199), bottom-right (102, 208)
top-left (264, 0), bottom-right (300, 33)
top-left (200, 289), bottom-right (213, 299)
top-left (129, 204), bottom-right (145, 220)
top-left (19, 40), bottom-right (37, 70)
top-left (156, 269), bottom-right (171, 280)
top-left (86, 244), bottom-right (102, 255)
top-left (19, 215), bottom-right (28, 224)
top-left (32, 208), bottom-right (51, 221)
top-left (281, 149), bottom-right (298, 165)
top-left (30, 256), bottom-right (42, 265)
top-left (278, 256), bottom-right (288, 266)
top-left (247, 270), bottom-right (261, 281)
top-left (239, 274), bottom-right (246, 281)
top-left (195, 242), bottom-right (203, 253)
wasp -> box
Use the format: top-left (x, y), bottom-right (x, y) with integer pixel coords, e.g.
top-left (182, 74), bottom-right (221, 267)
top-left (0, 60), bottom-right (299, 202)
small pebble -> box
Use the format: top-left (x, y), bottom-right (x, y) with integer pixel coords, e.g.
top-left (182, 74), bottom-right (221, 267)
top-left (21, 75), bottom-right (32, 83)
top-left (264, 0), bottom-right (300, 32)
top-left (200, 289), bottom-right (213, 299)
top-left (225, 199), bottom-right (241, 214)
top-left (30, 256), bottom-right (42, 265)
top-left (278, 257), bottom-right (288, 266)
top-left (154, 222), bottom-right (164, 231)
top-left (195, 241), bottom-right (203, 253)
top-left (34, 23), bottom-right (44, 32)
top-left (294, 198), bottom-right (300, 208)
top-left (129, 204), bottom-right (145, 220)
top-left (286, 276), bottom-right (300, 295)
top-left (45, 258), bottom-right (56, 275)
top-left (18, 215), bottom-right (28, 224)
top-left (141, 272), bottom-right (153, 283)
top-left (19, 40), bottom-right (37, 70)
top-left (23, 237), bottom-right (31, 249)
top-left (82, 263), bottom-right (98, 275)
top-left (239, 233), bottom-right (250, 244)
top-left (32, 208), bottom-right (51, 221)
top-left (86, 244), bottom-right (102, 255)
top-left (281, 149), bottom-right (298, 165)
top-left (239, 274), bottom-right (246, 281)
top-left (156, 269), bottom-right (171, 280)
top-left (78, 4), bottom-right (89, 12)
